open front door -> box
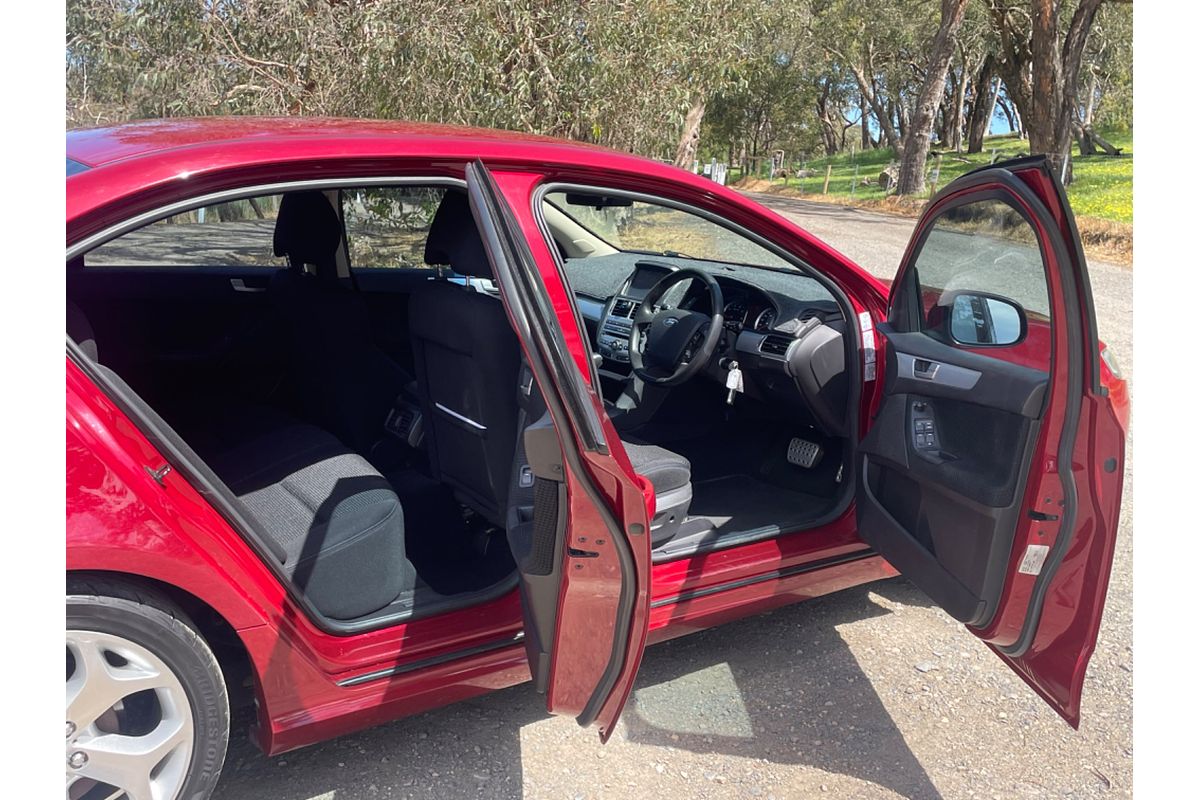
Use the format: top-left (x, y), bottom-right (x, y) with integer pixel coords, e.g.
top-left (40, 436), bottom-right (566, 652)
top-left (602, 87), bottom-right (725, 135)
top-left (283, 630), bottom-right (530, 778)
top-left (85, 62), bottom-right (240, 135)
top-left (858, 157), bottom-right (1125, 726)
top-left (465, 161), bottom-right (654, 740)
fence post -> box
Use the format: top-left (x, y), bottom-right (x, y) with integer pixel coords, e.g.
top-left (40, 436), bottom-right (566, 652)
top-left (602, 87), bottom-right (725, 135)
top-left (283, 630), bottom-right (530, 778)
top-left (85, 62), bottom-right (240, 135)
top-left (928, 154), bottom-right (943, 196)
top-left (822, 164), bottom-right (832, 194)
top-left (851, 164), bottom-right (859, 198)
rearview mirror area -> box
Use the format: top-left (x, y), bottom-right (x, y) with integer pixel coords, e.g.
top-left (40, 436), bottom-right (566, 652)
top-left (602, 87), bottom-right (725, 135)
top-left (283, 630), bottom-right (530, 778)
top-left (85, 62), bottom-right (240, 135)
top-left (942, 291), bottom-right (1027, 347)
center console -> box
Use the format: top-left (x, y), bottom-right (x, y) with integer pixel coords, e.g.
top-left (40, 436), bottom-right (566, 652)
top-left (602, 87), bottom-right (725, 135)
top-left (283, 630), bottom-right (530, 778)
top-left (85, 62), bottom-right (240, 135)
top-left (596, 262), bottom-right (674, 364)
top-left (597, 295), bottom-right (639, 363)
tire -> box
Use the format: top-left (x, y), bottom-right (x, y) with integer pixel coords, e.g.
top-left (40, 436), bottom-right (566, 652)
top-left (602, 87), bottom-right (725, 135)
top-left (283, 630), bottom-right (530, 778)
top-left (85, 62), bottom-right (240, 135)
top-left (66, 577), bottom-right (229, 800)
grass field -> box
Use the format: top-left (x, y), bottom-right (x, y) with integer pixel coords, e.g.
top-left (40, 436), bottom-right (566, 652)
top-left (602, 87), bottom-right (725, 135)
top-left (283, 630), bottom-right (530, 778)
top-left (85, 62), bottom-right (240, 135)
top-left (729, 131), bottom-right (1133, 225)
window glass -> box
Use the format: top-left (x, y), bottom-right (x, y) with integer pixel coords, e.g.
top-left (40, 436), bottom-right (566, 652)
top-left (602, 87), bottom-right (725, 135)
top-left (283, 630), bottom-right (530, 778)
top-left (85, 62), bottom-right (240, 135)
top-left (543, 191), bottom-right (790, 270)
top-left (86, 195), bottom-right (287, 268)
top-left (911, 197), bottom-right (1050, 351)
top-left (343, 187), bottom-right (449, 269)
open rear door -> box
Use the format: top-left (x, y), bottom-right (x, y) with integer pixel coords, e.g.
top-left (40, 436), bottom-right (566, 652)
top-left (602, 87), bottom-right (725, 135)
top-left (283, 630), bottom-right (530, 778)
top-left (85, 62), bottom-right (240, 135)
top-left (858, 157), bottom-right (1125, 726)
top-left (465, 161), bottom-right (654, 740)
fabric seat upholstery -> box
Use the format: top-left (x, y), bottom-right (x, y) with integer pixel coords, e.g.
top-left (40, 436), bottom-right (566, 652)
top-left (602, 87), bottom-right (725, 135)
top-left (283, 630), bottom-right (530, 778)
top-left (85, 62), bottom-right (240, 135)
top-left (196, 415), bottom-right (415, 620)
top-left (622, 441), bottom-right (692, 494)
top-left (270, 191), bottom-right (410, 456)
top-left (69, 299), bottom-right (414, 622)
top-left (408, 191), bottom-right (521, 526)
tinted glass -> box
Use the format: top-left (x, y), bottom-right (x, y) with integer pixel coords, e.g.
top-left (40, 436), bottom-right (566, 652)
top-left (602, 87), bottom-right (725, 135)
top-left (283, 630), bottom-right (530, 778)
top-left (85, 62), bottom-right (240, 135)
top-left (911, 197), bottom-right (1050, 361)
top-left (543, 191), bottom-right (790, 269)
top-left (343, 187), bottom-right (449, 269)
top-left (86, 194), bottom-right (287, 268)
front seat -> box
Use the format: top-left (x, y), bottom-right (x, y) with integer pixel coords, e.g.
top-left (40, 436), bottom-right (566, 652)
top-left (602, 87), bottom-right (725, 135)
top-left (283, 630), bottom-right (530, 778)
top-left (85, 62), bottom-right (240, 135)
top-left (269, 191), bottom-right (412, 457)
top-left (408, 191), bottom-right (521, 526)
top-left (623, 441), bottom-right (693, 546)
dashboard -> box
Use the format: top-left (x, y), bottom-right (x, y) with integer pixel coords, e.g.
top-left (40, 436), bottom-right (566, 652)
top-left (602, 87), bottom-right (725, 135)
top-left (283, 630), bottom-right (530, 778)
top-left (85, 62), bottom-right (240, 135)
top-left (571, 253), bottom-right (851, 436)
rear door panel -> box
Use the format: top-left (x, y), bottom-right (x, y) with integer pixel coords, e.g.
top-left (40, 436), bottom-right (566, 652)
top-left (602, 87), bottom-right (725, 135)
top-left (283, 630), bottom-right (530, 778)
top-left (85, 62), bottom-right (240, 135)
top-left (67, 265), bottom-right (282, 404)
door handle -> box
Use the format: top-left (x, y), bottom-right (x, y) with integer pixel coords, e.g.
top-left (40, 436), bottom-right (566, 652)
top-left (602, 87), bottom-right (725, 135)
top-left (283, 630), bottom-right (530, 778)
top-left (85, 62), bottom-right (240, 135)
top-left (912, 358), bottom-right (940, 380)
top-left (230, 278), bottom-right (267, 293)
top-left (895, 353), bottom-right (982, 389)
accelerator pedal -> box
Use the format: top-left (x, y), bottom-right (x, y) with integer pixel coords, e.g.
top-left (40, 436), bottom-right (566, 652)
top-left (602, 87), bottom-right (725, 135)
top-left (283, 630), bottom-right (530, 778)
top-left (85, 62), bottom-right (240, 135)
top-left (786, 437), bottom-right (823, 469)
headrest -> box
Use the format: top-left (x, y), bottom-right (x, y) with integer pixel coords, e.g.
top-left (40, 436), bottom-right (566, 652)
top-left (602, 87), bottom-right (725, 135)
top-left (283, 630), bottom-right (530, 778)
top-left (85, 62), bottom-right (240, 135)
top-left (67, 300), bottom-right (98, 362)
top-left (423, 191), bottom-right (493, 278)
top-left (273, 191), bottom-right (342, 274)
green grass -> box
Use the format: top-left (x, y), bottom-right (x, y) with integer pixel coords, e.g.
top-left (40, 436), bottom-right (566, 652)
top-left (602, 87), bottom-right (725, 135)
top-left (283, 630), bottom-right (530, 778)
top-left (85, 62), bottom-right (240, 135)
top-left (729, 130), bottom-right (1132, 224)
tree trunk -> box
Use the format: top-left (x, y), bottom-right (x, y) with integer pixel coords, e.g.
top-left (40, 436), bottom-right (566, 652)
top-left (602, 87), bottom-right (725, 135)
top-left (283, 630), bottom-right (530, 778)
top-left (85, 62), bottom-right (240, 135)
top-left (966, 55), bottom-right (999, 153)
top-left (831, 42), bottom-right (903, 154)
top-left (1027, 0), bottom-right (1105, 182)
top-left (673, 97), bottom-right (706, 169)
top-left (997, 95), bottom-right (1018, 135)
top-left (895, 0), bottom-right (970, 195)
top-left (947, 49), bottom-right (970, 151)
top-left (1083, 70), bottom-right (1098, 126)
top-left (1027, 0), bottom-right (1064, 172)
top-left (815, 78), bottom-right (841, 156)
top-left (1076, 123), bottom-right (1122, 156)
top-left (860, 94), bottom-right (871, 151)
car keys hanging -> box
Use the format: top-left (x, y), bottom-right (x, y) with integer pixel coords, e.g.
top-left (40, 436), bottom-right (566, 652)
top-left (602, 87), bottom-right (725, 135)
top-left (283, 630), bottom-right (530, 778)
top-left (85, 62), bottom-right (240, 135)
top-left (725, 360), bottom-right (743, 405)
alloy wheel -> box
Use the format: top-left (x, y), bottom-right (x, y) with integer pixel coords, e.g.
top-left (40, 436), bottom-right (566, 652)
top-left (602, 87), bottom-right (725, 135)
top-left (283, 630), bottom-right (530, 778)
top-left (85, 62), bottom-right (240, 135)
top-left (66, 630), bottom-right (194, 800)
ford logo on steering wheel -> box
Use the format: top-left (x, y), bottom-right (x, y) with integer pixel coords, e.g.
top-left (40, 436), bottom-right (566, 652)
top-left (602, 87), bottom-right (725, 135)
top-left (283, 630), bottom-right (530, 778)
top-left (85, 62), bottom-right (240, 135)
top-left (663, 317), bottom-right (678, 326)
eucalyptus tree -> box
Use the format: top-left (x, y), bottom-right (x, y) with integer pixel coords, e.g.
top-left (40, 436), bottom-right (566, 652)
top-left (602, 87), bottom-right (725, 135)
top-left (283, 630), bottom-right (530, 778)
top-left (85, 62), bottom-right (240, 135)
top-left (894, 0), bottom-right (970, 195)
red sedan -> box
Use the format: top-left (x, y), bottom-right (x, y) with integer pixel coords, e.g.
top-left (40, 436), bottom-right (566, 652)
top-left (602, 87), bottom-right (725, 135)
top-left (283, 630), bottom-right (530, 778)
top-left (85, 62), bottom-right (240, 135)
top-left (65, 118), bottom-right (1127, 800)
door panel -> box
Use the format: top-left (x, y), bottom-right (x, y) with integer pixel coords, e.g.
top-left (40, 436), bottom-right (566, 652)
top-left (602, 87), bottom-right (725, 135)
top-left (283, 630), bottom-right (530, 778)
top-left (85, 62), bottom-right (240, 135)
top-left (67, 265), bottom-right (283, 405)
top-left (860, 157), bottom-right (1125, 726)
top-left (466, 161), bottom-right (653, 740)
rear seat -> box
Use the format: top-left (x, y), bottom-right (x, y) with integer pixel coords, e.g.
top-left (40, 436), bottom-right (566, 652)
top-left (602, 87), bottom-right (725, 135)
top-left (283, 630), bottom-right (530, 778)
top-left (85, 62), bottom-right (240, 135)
top-left (68, 300), bottom-right (415, 621)
top-left (189, 411), bottom-right (415, 620)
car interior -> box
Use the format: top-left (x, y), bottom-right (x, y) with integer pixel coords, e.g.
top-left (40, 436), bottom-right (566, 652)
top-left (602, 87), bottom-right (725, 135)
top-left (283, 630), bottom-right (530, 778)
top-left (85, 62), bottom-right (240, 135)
top-left (66, 182), bottom-right (859, 630)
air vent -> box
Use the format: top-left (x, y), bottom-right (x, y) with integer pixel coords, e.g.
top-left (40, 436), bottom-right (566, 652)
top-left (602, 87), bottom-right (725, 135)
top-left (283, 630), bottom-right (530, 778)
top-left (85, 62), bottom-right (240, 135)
top-left (611, 299), bottom-right (637, 318)
top-left (760, 335), bottom-right (793, 357)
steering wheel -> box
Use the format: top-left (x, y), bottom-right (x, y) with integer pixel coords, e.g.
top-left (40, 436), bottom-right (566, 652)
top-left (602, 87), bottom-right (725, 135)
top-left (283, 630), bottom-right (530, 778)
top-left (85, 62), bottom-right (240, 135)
top-left (629, 268), bottom-right (725, 386)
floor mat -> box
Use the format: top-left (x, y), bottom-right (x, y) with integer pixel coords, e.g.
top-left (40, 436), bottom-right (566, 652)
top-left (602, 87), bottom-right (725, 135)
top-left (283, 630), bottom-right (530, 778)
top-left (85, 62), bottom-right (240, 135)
top-left (386, 469), bottom-right (516, 596)
top-left (687, 474), bottom-right (830, 534)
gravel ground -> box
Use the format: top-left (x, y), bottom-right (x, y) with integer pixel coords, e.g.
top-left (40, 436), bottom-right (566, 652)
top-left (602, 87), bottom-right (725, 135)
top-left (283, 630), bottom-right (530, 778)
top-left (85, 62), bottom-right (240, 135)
top-left (212, 196), bottom-right (1133, 800)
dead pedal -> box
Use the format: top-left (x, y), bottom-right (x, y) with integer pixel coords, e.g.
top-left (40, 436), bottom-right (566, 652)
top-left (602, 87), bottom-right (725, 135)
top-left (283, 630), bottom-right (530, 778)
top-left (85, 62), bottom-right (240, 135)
top-left (787, 437), bottom-right (823, 469)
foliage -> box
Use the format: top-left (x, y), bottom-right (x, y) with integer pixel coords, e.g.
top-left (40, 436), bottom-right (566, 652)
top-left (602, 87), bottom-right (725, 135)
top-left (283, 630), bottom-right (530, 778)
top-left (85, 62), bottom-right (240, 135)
top-left (66, 1), bottom-right (1131, 196)
top-left (734, 130), bottom-right (1132, 224)
top-left (67, 0), bottom-right (770, 160)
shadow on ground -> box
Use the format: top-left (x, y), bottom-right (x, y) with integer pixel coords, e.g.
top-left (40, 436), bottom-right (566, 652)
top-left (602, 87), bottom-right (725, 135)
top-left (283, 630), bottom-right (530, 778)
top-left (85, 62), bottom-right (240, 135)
top-left (213, 577), bottom-right (937, 800)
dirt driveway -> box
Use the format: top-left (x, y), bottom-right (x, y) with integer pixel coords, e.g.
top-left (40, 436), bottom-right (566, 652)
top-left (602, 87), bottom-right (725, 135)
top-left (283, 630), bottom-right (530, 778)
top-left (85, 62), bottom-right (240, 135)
top-left (212, 196), bottom-right (1133, 800)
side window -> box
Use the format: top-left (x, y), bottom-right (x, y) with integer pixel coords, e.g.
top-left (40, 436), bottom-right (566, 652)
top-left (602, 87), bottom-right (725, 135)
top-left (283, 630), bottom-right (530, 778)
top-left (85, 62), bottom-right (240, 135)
top-left (910, 198), bottom-right (1050, 361)
top-left (86, 195), bottom-right (287, 268)
top-left (343, 187), bottom-right (449, 270)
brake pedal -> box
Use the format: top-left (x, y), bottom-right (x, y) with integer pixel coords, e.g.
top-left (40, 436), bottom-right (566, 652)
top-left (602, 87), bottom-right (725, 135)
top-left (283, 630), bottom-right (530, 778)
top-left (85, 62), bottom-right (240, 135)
top-left (787, 437), bottom-right (823, 469)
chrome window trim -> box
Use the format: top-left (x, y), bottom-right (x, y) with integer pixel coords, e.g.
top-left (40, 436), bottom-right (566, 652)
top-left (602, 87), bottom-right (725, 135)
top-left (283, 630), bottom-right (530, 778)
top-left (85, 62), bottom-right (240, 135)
top-left (66, 176), bottom-right (467, 261)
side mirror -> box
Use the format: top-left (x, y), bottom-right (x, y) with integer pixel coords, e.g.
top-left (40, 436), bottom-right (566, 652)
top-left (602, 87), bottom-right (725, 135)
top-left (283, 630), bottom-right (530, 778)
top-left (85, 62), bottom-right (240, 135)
top-left (944, 291), bottom-right (1026, 347)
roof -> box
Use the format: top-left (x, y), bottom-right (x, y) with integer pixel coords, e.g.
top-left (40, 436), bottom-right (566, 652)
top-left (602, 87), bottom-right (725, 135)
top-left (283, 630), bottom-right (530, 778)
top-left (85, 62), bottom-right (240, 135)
top-left (66, 116), bottom-right (607, 169)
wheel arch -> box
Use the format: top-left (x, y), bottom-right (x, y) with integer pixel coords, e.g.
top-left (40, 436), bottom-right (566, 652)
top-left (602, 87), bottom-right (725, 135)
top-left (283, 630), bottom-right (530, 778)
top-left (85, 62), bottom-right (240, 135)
top-left (67, 569), bottom-right (260, 715)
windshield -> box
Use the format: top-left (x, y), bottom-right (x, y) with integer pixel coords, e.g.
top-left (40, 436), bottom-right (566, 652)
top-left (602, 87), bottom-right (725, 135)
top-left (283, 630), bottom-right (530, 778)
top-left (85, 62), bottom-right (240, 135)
top-left (544, 191), bottom-right (790, 270)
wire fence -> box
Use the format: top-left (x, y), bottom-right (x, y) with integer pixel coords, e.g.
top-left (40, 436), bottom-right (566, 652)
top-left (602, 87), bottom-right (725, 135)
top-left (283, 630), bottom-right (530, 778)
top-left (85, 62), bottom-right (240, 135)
top-left (698, 146), bottom-right (1010, 201)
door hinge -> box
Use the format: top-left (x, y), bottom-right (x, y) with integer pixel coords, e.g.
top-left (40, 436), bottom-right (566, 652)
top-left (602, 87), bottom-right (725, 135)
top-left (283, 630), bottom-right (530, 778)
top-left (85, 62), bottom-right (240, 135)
top-left (1027, 509), bottom-right (1059, 521)
top-left (145, 463), bottom-right (172, 486)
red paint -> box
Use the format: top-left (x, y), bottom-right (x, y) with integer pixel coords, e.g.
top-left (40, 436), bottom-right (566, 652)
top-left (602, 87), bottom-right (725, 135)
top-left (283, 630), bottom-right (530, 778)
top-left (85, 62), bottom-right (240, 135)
top-left (65, 119), bottom-right (1124, 752)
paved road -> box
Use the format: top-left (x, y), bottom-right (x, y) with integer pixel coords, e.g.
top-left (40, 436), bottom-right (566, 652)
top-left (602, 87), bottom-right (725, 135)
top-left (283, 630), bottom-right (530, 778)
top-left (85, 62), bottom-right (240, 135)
top-left (212, 197), bottom-right (1133, 800)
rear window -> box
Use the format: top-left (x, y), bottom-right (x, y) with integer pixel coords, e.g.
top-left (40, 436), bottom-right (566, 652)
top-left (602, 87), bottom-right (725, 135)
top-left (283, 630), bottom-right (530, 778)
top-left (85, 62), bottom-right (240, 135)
top-left (86, 194), bottom-right (288, 269)
top-left (66, 158), bottom-right (89, 177)
top-left (342, 186), bottom-right (449, 270)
